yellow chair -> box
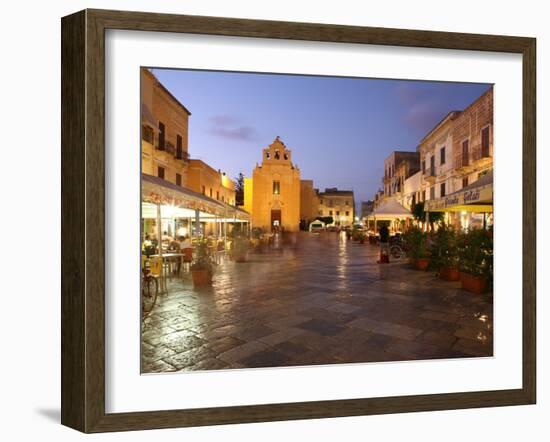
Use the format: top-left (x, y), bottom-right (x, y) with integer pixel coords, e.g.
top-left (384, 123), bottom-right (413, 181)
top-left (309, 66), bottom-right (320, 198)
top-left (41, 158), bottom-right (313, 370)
top-left (148, 256), bottom-right (162, 278)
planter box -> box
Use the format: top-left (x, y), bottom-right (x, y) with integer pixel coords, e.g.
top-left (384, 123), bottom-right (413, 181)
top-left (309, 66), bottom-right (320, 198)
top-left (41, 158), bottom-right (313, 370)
top-left (460, 272), bottom-right (487, 294)
top-left (440, 266), bottom-right (461, 281)
top-left (191, 268), bottom-right (212, 286)
top-left (415, 258), bottom-right (430, 271)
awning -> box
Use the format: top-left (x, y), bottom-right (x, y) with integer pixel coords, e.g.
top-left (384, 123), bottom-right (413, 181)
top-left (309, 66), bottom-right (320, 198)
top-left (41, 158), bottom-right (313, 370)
top-left (365, 198), bottom-right (413, 220)
top-left (141, 173), bottom-right (250, 221)
top-left (425, 170), bottom-right (493, 213)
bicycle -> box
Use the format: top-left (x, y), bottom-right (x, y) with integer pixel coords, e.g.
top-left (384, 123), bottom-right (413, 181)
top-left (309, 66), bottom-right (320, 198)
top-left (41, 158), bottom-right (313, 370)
top-left (389, 236), bottom-right (407, 260)
top-left (141, 258), bottom-right (159, 319)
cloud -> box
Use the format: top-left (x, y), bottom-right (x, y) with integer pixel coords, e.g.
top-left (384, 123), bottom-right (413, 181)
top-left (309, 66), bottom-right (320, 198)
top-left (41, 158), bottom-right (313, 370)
top-left (396, 83), bottom-right (451, 132)
top-left (208, 115), bottom-right (258, 141)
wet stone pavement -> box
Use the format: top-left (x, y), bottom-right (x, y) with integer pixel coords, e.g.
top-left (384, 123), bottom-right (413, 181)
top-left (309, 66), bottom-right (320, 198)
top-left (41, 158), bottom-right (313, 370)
top-left (141, 232), bottom-right (493, 373)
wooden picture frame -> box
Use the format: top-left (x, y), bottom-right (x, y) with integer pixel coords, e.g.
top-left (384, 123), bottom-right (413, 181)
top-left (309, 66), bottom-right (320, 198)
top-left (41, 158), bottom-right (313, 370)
top-left (61, 8), bottom-right (536, 433)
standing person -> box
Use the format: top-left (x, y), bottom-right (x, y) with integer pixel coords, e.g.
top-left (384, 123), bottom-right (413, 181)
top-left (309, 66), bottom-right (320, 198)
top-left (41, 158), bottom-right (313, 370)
top-left (378, 224), bottom-right (390, 263)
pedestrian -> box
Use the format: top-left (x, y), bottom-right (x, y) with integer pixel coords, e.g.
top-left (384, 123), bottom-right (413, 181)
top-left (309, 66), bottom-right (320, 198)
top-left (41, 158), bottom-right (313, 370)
top-left (378, 224), bottom-right (390, 263)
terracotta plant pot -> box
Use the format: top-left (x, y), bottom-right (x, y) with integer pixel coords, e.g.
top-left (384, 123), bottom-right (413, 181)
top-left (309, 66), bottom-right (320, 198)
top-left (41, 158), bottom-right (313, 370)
top-left (191, 268), bottom-right (212, 286)
top-left (440, 266), bottom-right (461, 281)
top-left (415, 258), bottom-right (430, 271)
top-left (460, 272), bottom-right (487, 294)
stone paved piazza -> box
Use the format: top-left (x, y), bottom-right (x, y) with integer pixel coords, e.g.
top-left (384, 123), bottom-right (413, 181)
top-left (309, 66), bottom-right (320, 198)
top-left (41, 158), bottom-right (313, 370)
top-left (141, 232), bottom-right (493, 373)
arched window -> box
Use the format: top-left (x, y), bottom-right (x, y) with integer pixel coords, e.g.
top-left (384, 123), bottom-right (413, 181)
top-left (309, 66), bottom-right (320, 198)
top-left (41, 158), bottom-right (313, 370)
top-left (274, 150), bottom-right (280, 159)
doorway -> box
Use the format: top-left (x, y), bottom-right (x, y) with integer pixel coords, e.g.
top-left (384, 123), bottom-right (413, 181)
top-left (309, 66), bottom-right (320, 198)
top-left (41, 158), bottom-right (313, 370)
top-left (271, 209), bottom-right (282, 232)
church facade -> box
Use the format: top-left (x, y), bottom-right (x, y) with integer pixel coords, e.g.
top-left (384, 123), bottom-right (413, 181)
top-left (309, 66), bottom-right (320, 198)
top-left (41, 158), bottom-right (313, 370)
top-left (243, 137), bottom-right (302, 232)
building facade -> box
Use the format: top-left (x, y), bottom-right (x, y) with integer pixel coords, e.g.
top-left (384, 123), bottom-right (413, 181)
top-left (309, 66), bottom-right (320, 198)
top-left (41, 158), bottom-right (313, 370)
top-left (360, 200), bottom-right (374, 219)
top-left (141, 68), bottom-right (191, 187)
top-left (243, 137), bottom-right (301, 232)
top-left (451, 87), bottom-right (494, 193)
top-left (187, 159), bottom-right (236, 206)
top-left (318, 188), bottom-right (355, 227)
top-left (300, 180), bottom-right (320, 229)
top-left (416, 87), bottom-right (493, 229)
top-left (417, 111), bottom-right (461, 205)
top-left (401, 170), bottom-right (422, 211)
top-left (383, 151), bottom-right (420, 199)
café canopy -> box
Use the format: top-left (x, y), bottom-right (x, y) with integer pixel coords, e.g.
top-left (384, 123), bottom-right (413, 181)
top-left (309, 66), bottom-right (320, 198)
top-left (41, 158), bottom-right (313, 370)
top-left (365, 198), bottom-right (414, 222)
top-left (424, 170), bottom-right (493, 213)
top-left (141, 173), bottom-right (250, 239)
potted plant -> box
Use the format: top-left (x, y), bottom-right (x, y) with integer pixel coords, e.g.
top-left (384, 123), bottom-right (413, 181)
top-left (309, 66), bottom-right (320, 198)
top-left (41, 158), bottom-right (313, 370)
top-left (403, 226), bottom-right (430, 269)
top-left (190, 238), bottom-right (214, 286)
top-left (457, 228), bottom-right (493, 294)
top-left (231, 235), bottom-right (250, 262)
top-left (429, 225), bottom-right (460, 281)
top-left (356, 230), bottom-right (366, 244)
top-left (250, 228), bottom-right (266, 253)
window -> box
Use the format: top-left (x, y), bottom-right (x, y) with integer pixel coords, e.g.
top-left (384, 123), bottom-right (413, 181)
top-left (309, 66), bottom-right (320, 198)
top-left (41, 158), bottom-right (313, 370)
top-left (274, 150), bottom-right (280, 160)
top-left (158, 121), bottom-right (165, 150)
top-left (176, 134), bottom-right (183, 159)
top-left (266, 152), bottom-right (270, 159)
top-left (201, 185), bottom-right (205, 195)
top-left (329, 210), bottom-right (333, 216)
top-left (345, 211), bottom-right (349, 216)
top-left (422, 160), bottom-right (426, 174)
top-left (430, 156), bottom-right (435, 175)
top-left (209, 188), bottom-right (213, 198)
top-left (430, 186), bottom-right (435, 200)
top-left (336, 211), bottom-right (340, 216)
top-left (440, 182), bottom-right (446, 197)
top-left (462, 177), bottom-right (468, 188)
top-left (345, 201), bottom-right (349, 206)
top-left (422, 190), bottom-right (426, 202)
top-left (462, 139), bottom-right (470, 166)
top-left (157, 166), bottom-right (165, 179)
top-left (319, 210), bottom-right (323, 216)
top-left (273, 180), bottom-right (280, 195)
top-left (481, 126), bottom-right (490, 157)
top-left (440, 146), bottom-right (446, 165)
top-left (284, 153), bottom-right (288, 160)
top-left (175, 173), bottom-right (182, 186)
top-left (142, 125), bottom-right (154, 144)
top-left (216, 191), bottom-right (219, 200)
top-left (222, 195), bottom-right (225, 202)
top-left (411, 194), bottom-right (416, 207)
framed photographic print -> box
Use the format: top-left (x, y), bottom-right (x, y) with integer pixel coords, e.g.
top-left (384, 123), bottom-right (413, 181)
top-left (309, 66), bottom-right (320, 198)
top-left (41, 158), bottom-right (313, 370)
top-left (61, 9), bottom-right (536, 433)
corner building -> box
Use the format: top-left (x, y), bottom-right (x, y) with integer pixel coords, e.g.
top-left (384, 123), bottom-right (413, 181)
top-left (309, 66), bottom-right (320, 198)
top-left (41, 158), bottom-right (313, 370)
top-left (244, 137), bottom-right (301, 232)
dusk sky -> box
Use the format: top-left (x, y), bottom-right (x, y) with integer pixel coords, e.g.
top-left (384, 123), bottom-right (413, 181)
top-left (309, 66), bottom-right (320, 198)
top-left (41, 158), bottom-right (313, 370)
top-left (150, 68), bottom-right (491, 207)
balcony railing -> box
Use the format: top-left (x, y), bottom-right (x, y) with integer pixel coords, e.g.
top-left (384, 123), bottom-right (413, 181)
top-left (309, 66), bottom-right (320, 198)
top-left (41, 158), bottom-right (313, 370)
top-left (175, 150), bottom-right (190, 162)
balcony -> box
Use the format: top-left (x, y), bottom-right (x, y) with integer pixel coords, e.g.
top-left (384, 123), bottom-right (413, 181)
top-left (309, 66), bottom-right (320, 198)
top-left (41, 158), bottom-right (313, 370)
top-left (175, 150), bottom-right (190, 163)
top-left (455, 154), bottom-right (474, 173)
top-left (472, 144), bottom-right (493, 168)
top-left (423, 166), bottom-right (436, 184)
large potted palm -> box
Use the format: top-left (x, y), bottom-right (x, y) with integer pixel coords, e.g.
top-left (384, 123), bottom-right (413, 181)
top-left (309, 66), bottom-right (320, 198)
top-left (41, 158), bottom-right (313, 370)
top-left (457, 228), bottom-right (493, 294)
top-left (190, 238), bottom-right (214, 286)
top-left (403, 226), bottom-right (430, 270)
top-left (430, 225), bottom-right (460, 281)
